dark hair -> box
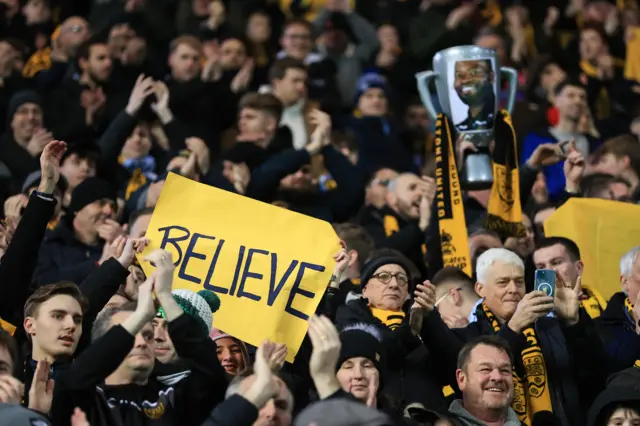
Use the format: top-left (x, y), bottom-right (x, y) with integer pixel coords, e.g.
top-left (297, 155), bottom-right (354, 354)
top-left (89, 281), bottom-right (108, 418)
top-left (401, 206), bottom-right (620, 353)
top-left (332, 223), bottom-right (375, 267)
top-left (431, 267), bottom-right (474, 290)
top-left (91, 301), bottom-right (138, 341)
top-left (331, 129), bottom-right (358, 155)
top-left (238, 92), bottom-right (283, 123)
top-left (0, 328), bottom-right (18, 376)
top-left (268, 57), bottom-right (307, 82)
top-left (554, 77), bottom-right (587, 97)
top-left (169, 35), bottom-right (203, 55)
top-left (75, 35), bottom-right (107, 64)
top-left (24, 282), bottom-right (89, 318)
top-left (282, 18), bottom-right (313, 36)
top-left (594, 134), bottom-right (640, 179)
top-left (536, 236), bottom-right (581, 261)
top-left (581, 172), bottom-right (629, 198)
top-left (599, 403), bottom-right (640, 426)
top-left (128, 206), bottom-right (155, 231)
top-left (457, 335), bottom-right (514, 371)
top-left (581, 22), bottom-right (609, 47)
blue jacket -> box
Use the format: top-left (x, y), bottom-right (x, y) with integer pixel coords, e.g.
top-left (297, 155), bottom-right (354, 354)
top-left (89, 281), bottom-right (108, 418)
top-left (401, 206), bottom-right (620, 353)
top-left (521, 129), bottom-right (600, 201)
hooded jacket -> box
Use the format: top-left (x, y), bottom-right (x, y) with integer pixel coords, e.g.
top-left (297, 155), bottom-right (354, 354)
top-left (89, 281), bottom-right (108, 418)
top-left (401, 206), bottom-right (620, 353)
top-left (448, 400), bottom-right (522, 426)
top-left (586, 362), bottom-right (640, 426)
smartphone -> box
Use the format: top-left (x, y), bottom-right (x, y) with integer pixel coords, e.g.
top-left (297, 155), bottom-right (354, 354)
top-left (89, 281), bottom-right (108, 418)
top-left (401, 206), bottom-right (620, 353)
top-left (534, 269), bottom-right (556, 298)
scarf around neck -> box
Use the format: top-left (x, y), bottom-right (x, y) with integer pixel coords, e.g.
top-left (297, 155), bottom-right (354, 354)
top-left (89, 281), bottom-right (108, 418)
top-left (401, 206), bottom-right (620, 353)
top-left (480, 302), bottom-right (553, 424)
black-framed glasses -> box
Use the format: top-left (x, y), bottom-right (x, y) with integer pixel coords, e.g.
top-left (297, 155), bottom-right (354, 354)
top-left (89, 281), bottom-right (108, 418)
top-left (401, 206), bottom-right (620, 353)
top-left (371, 272), bottom-right (409, 287)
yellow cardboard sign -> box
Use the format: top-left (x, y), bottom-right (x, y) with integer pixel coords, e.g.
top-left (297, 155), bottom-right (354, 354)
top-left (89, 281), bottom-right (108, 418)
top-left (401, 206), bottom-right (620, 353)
top-left (139, 174), bottom-right (340, 361)
top-left (544, 198), bottom-right (640, 300)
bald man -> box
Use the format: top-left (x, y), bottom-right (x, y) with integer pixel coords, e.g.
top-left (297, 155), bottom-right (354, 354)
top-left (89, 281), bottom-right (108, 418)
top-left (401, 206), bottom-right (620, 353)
top-left (358, 172), bottom-right (435, 278)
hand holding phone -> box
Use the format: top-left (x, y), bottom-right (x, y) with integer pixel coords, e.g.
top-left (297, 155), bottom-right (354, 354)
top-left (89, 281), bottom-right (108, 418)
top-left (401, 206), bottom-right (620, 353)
top-left (534, 269), bottom-right (556, 298)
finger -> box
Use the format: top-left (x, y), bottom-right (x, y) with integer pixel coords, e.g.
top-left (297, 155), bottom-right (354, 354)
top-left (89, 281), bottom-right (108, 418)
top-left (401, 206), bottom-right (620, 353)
top-left (135, 73), bottom-right (144, 86)
top-left (316, 314), bottom-right (340, 341)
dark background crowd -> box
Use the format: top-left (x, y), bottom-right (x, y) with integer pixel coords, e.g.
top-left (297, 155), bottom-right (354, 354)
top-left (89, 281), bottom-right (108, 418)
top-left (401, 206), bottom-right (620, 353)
top-left (0, 0), bottom-right (640, 426)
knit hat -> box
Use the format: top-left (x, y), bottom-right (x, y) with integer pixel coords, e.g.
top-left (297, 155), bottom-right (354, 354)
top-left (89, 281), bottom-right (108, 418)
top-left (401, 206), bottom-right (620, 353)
top-left (337, 323), bottom-right (384, 374)
top-left (354, 73), bottom-right (389, 106)
top-left (6, 90), bottom-right (43, 125)
top-left (157, 289), bottom-right (221, 333)
top-left (22, 170), bottom-right (68, 195)
top-left (294, 399), bottom-right (393, 426)
top-left (67, 177), bottom-right (117, 216)
top-left (359, 255), bottom-right (412, 291)
top-left (0, 404), bottom-right (51, 426)
top-left (209, 327), bottom-right (251, 374)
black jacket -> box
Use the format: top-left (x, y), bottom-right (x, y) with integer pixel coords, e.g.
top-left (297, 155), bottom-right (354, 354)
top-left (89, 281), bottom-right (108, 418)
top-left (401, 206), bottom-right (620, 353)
top-left (335, 298), bottom-right (449, 415)
top-left (421, 307), bottom-right (609, 426)
top-left (51, 314), bottom-right (227, 426)
top-left (596, 291), bottom-right (640, 374)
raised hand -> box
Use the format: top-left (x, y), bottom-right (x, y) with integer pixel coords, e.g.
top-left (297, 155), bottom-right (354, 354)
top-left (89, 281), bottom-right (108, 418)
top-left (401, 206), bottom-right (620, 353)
top-left (3, 194), bottom-right (28, 220)
top-left (0, 374), bottom-right (25, 404)
top-left (151, 81), bottom-right (172, 123)
top-left (143, 249), bottom-right (175, 296)
top-left (39, 140), bottom-right (67, 193)
top-left (230, 59), bottom-right (254, 93)
top-left (526, 142), bottom-right (564, 169)
top-left (507, 291), bottom-right (554, 334)
top-left (243, 341), bottom-right (281, 408)
top-left (563, 140), bottom-right (585, 193)
top-left (97, 219), bottom-right (125, 244)
top-left (26, 128), bottom-right (54, 157)
top-left (28, 360), bottom-right (54, 414)
top-left (306, 109), bottom-right (332, 155)
top-left (331, 248), bottom-right (349, 287)
top-left (412, 281), bottom-right (437, 314)
top-left (554, 274), bottom-right (581, 326)
top-left (264, 342), bottom-right (288, 372)
top-left (116, 236), bottom-right (150, 268)
top-left (125, 74), bottom-right (156, 116)
top-left (307, 315), bottom-right (342, 399)
top-left (185, 137), bottom-right (211, 175)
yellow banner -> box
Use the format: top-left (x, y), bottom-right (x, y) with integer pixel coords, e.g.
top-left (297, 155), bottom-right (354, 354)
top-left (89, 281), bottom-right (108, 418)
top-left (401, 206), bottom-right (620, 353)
top-left (544, 198), bottom-right (640, 300)
top-left (139, 174), bottom-right (340, 361)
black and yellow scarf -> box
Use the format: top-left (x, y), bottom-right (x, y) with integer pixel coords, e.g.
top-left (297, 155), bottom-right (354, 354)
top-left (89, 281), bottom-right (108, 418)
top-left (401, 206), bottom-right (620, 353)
top-left (481, 302), bottom-right (553, 424)
top-left (433, 114), bottom-right (472, 276)
top-left (0, 317), bottom-right (16, 336)
top-left (383, 215), bottom-right (426, 256)
top-left (484, 110), bottom-right (525, 240)
top-left (579, 286), bottom-right (607, 319)
top-left (370, 306), bottom-right (405, 331)
top-left (625, 297), bottom-right (636, 325)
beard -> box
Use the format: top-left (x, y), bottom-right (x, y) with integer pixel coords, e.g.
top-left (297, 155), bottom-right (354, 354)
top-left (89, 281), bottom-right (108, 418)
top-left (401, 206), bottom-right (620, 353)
top-left (457, 80), bottom-right (493, 106)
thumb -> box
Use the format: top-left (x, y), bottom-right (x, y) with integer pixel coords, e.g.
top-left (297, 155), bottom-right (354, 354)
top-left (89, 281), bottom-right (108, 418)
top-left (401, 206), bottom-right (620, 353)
top-left (574, 275), bottom-right (583, 296)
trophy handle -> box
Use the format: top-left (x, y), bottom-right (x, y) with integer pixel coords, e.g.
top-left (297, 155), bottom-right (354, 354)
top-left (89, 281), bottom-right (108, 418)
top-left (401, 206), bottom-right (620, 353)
top-left (415, 71), bottom-right (439, 121)
top-left (500, 67), bottom-right (518, 114)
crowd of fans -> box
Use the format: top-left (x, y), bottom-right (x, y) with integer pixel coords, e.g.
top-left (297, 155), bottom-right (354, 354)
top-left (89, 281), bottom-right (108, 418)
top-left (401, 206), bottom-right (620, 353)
top-left (1, 0), bottom-right (640, 425)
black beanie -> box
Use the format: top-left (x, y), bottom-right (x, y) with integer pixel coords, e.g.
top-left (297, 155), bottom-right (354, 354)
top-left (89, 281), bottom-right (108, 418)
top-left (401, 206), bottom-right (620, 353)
top-left (359, 255), bottom-right (412, 291)
top-left (336, 323), bottom-right (384, 374)
top-left (68, 177), bottom-right (117, 216)
top-left (7, 90), bottom-right (43, 125)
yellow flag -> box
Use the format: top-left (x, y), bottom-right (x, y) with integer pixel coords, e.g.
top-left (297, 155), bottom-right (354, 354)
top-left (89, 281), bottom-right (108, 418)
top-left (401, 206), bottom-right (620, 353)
top-left (544, 198), bottom-right (640, 300)
top-left (139, 174), bottom-right (340, 361)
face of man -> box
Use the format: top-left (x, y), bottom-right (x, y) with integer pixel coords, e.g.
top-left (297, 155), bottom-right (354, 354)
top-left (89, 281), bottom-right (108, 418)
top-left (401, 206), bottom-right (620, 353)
top-left (11, 102), bottom-right (43, 143)
top-left (281, 23), bottom-right (312, 60)
top-left (240, 375), bottom-right (292, 426)
top-left (477, 261), bottom-right (526, 322)
top-left (404, 105), bottom-right (430, 132)
top-left (358, 88), bottom-right (387, 117)
top-left (215, 337), bottom-right (245, 375)
top-left (580, 29), bottom-right (606, 62)
top-left (454, 60), bottom-right (494, 107)
top-left (24, 295), bottom-right (83, 357)
top-left (58, 17), bottom-right (90, 57)
top-left (60, 153), bottom-right (97, 190)
top-left (273, 68), bottom-right (307, 106)
top-left (457, 344), bottom-right (514, 414)
top-left (336, 356), bottom-right (380, 404)
top-left (110, 311), bottom-right (155, 374)
top-left (152, 318), bottom-right (177, 364)
top-left (504, 215), bottom-right (535, 259)
top-left (365, 168), bottom-right (398, 208)
top-left (534, 244), bottom-right (582, 289)
top-left (554, 85), bottom-right (587, 121)
top-left (238, 108), bottom-right (274, 137)
top-left (73, 198), bottom-right (116, 236)
top-left (362, 264), bottom-right (409, 311)
top-left (220, 39), bottom-right (246, 70)
top-left (247, 13), bottom-right (271, 44)
top-left (540, 63), bottom-right (567, 94)
top-left (387, 173), bottom-right (425, 220)
top-left (121, 125), bottom-right (152, 160)
top-left (81, 43), bottom-right (112, 84)
top-left (0, 344), bottom-right (12, 376)
top-left (622, 254), bottom-right (640, 305)
top-left (169, 43), bottom-right (202, 83)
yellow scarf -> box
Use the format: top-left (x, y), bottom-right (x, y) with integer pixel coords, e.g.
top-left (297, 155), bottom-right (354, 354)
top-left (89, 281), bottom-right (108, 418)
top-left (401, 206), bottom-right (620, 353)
top-left (383, 214), bottom-right (427, 255)
top-left (579, 286), bottom-right (607, 319)
top-left (625, 297), bottom-right (635, 324)
top-left (481, 302), bottom-right (553, 424)
top-left (433, 114), bottom-right (472, 276)
top-left (370, 306), bottom-right (405, 331)
top-left (0, 318), bottom-right (16, 336)
top-left (485, 110), bottom-right (525, 239)
top-left (635, 359), bottom-right (640, 369)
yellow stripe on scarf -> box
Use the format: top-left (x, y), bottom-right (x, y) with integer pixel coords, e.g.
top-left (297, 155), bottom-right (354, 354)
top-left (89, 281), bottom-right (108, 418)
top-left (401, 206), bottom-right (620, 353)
top-left (433, 114), bottom-right (472, 277)
top-left (579, 286), bottom-right (607, 319)
top-left (370, 306), bottom-right (405, 331)
top-left (482, 303), bottom-right (552, 423)
top-left (125, 168), bottom-right (148, 200)
top-left (485, 110), bottom-right (525, 239)
top-left (22, 47), bottom-right (52, 78)
top-left (635, 360), bottom-right (640, 369)
top-left (625, 296), bottom-right (635, 321)
top-left (0, 318), bottom-right (16, 336)
top-left (383, 215), bottom-right (399, 237)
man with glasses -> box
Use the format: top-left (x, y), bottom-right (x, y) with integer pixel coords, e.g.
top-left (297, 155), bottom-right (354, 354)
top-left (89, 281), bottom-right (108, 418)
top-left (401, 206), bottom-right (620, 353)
top-left (335, 253), bottom-right (450, 415)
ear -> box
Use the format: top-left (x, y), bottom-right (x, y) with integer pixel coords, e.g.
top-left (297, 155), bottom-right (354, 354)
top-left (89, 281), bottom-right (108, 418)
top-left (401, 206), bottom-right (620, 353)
top-left (362, 284), bottom-right (370, 299)
top-left (621, 275), bottom-right (629, 294)
top-left (451, 288), bottom-right (463, 306)
top-left (622, 155), bottom-right (631, 169)
top-left (576, 260), bottom-right (584, 276)
top-left (455, 368), bottom-right (466, 391)
top-left (475, 282), bottom-right (486, 298)
top-left (78, 57), bottom-right (88, 71)
top-left (24, 316), bottom-right (35, 337)
top-left (385, 190), bottom-right (396, 208)
top-left (266, 116), bottom-right (277, 134)
top-left (347, 249), bottom-right (358, 269)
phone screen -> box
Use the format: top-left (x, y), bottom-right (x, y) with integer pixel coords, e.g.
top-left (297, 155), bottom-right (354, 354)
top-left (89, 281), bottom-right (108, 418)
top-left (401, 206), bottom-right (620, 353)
top-left (534, 269), bottom-right (556, 298)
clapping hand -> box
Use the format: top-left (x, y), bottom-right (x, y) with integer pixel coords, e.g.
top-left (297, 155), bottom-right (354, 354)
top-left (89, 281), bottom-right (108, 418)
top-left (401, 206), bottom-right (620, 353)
top-left (307, 315), bottom-right (342, 399)
top-left (554, 275), bottom-right (581, 326)
top-left (563, 140), bottom-right (585, 193)
top-left (39, 140), bottom-right (67, 193)
top-left (243, 341), bottom-right (282, 408)
top-left (28, 360), bottom-right (54, 414)
top-left (125, 74), bottom-right (155, 116)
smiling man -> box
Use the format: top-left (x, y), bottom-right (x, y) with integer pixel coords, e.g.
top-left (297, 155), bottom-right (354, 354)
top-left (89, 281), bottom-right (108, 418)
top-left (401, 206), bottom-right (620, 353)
top-left (451, 335), bottom-right (520, 426)
top-left (453, 59), bottom-right (496, 132)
